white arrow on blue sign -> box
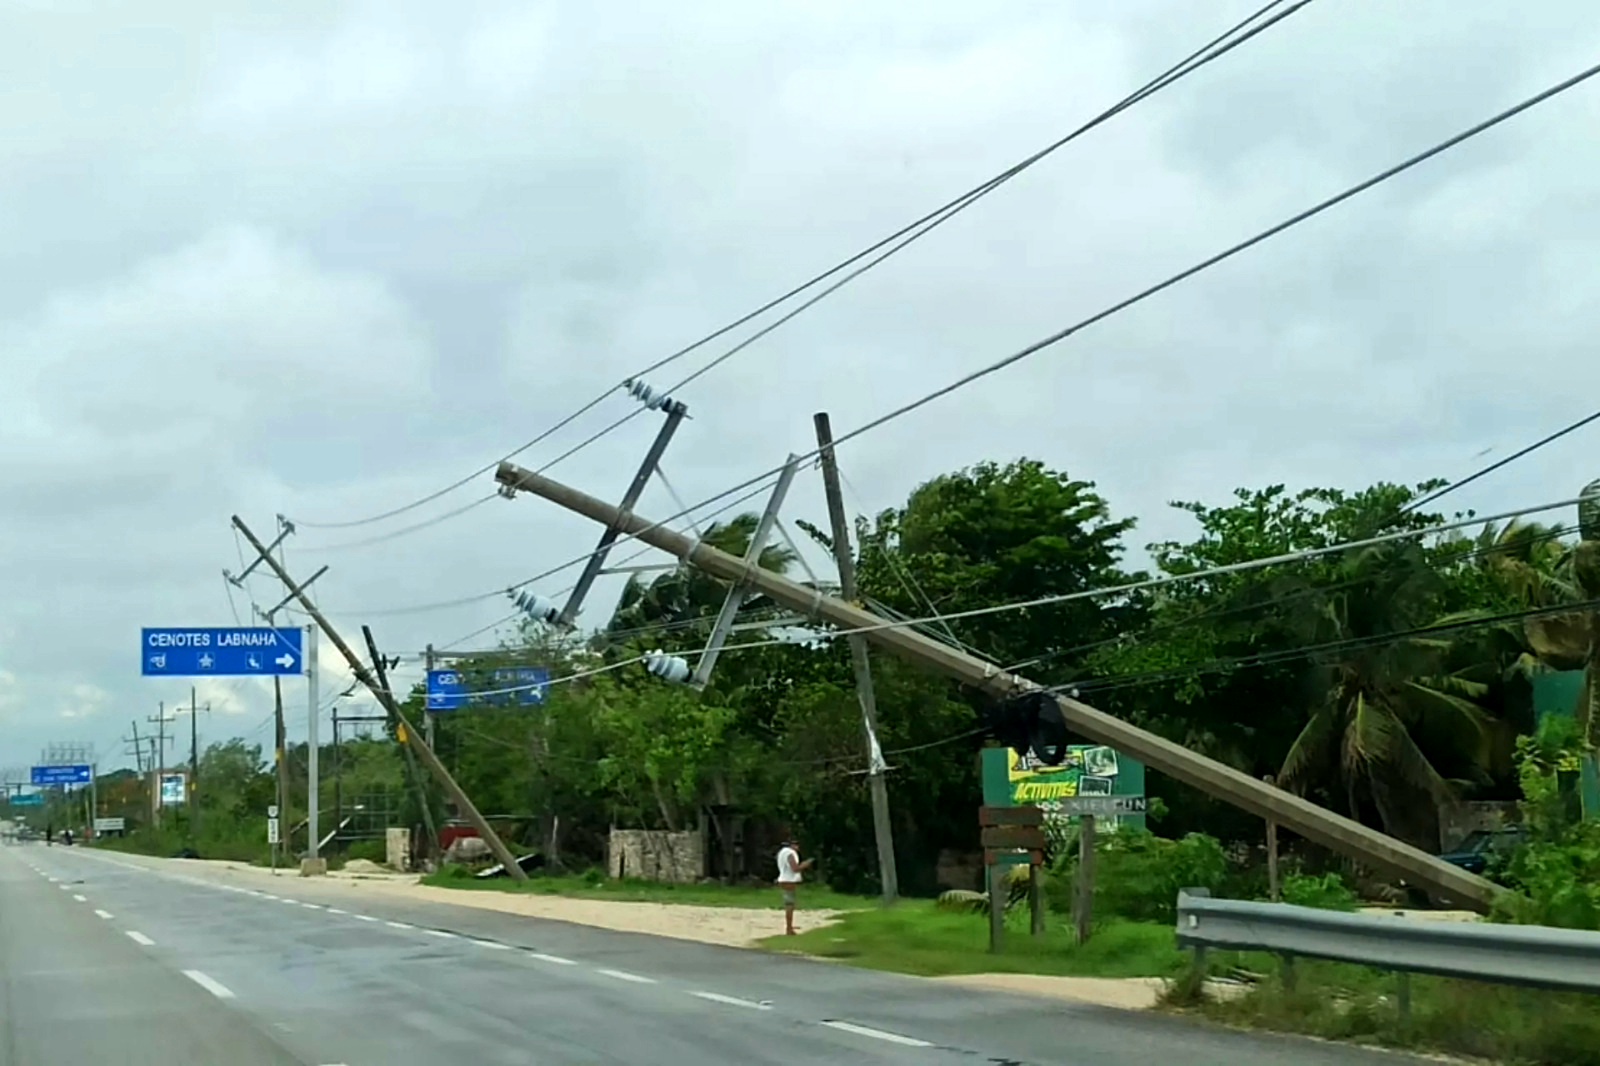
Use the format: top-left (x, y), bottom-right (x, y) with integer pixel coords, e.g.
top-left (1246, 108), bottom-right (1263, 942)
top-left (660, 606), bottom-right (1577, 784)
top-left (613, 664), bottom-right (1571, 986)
top-left (141, 627), bottom-right (305, 678)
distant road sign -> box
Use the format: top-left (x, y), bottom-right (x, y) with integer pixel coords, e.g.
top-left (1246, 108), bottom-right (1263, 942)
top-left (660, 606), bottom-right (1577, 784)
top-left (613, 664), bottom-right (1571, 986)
top-left (93, 816), bottom-right (125, 832)
top-left (266, 817), bottom-right (281, 845)
top-left (159, 773), bottom-right (187, 807)
top-left (9, 793), bottom-right (43, 807)
top-left (141, 627), bottom-right (304, 677)
top-left (31, 765), bottom-right (91, 786)
top-left (1053, 795), bottom-right (1148, 816)
top-left (426, 667), bottom-right (549, 711)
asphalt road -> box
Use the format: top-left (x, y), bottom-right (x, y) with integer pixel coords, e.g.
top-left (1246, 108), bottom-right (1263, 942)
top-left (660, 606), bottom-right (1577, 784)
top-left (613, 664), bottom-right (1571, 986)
top-left (0, 843), bottom-right (1422, 1066)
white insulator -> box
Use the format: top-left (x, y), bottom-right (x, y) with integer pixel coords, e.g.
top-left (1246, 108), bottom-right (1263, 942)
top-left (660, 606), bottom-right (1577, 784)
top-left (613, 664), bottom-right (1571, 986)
top-left (623, 377), bottom-right (675, 412)
top-left (643, 648), bottom-right (692, 684)
top-left (508, 589), bottom-right (561, 625)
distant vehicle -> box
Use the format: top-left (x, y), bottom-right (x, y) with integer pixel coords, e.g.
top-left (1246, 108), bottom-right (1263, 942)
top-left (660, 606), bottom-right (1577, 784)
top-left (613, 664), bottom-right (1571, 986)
top-left (1439, 826), bottom-right (1527, 875)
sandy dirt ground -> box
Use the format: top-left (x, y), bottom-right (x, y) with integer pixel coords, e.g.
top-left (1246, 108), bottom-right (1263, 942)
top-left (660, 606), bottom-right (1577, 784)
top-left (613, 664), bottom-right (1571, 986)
top-left (166, 857), bottom-right (838, 947)
top-left (934, 973), bottom-right (1172, 1011)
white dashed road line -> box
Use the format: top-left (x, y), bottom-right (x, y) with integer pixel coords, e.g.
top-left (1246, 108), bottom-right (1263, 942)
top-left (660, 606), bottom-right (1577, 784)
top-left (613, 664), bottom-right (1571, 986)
top-left (183, 970), bottom-right (236, 999)
top-left (528, 952), bottom-right (576, 966)
top-left (691, 991), bottom-right (771, 1011)
top-left (126, 931), bottom-right (156, 946)
top-left (423, 929), bottom-right (456, 939)
top-left (473, 940), bottom-right (511, 950)
top-left (72, 894), bottom-right (86, 902)
top-left (301, 903), bottom-right (322, 910)
top-left (94, 909), bottom-right (113, 920)
top-left (386, 921), bottom-right (413, 930)
top-left (353, 914), bottom-right (378, 923)
top-left (596, 969), bottom-right (656, 985)
top-left (325, 907), bottom-right (347, 915)
top-left (820, 1021), bottom-right (932, 1048)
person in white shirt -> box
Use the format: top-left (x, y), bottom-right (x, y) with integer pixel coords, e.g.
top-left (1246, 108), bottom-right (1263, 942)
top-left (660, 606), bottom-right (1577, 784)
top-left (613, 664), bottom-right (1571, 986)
top-left (775, 836), bottom-right (813, 935)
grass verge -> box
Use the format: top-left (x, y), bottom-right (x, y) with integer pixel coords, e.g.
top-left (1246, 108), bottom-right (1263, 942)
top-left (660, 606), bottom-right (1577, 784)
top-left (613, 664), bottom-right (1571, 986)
top-left (419, 867), bottom-right (874, 911)
top-left (758, 899), bottom-right (1208, 979)
top-left (1179, 957), bottom-right (1600, 1066)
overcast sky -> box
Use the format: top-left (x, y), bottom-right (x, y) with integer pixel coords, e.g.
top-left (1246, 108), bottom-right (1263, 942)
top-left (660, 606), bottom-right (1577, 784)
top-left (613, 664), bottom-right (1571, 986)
top-left (4, 0), bottom-right (1599, 775)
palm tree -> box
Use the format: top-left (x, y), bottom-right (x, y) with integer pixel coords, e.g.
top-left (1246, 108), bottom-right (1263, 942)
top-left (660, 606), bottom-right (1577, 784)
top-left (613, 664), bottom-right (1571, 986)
top-left (1278, 544), bottom-right (1500, 849)
top-left (603, 513), bottom-right (798, 641)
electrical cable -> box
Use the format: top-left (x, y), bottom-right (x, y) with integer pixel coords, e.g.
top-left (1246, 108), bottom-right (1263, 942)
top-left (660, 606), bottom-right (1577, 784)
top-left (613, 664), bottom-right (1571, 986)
top-left (1402, 406), bottom-right (1600, 514)
top-left (283, 0), bottom-right (1312, 533)
top-left (488, 57), bottom-right (1600, 587)
top-left (1068, 595), bottom-right (1600, 697)
top-left (410, 495), bottom-right (1587, 703)
top-left (1007, 521), bottom-right (1583, 673)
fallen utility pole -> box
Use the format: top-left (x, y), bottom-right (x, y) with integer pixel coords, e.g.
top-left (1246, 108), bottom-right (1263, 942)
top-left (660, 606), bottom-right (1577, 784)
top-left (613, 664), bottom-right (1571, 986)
top-left (232, 516), bottom-right (528, 882)
top-left (493, 460), bottom-right (1503, 912)
top-left (814, 413), bottom-right (898, 905)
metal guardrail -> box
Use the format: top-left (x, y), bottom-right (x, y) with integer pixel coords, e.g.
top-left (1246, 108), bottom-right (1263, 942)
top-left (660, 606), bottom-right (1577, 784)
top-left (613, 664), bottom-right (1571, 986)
top-left (1175, 890), bottom-right (1600, 1007)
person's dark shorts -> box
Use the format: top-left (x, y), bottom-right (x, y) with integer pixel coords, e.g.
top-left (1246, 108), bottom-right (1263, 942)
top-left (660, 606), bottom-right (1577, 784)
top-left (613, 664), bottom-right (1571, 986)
top-left (780, 884), bottom-right (797, 906)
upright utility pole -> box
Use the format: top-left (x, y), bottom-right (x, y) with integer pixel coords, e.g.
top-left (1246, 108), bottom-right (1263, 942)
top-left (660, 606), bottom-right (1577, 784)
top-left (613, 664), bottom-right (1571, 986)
top-left (423, 644), bottom-right (436, 750)
top-left (306, 624), bottom-right (320, 863)
top-left (147, 705), bottom-right (175, 826)
top-left (814, 412), bottom-right (899, 904)
top-left (273, 677), bottom-right (287, 860)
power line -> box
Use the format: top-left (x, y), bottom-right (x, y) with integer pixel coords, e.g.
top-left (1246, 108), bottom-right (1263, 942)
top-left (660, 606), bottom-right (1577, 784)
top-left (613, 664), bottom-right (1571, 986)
top-left (1008, 520), bottom-right (1583, 674)
top-left (1403, 406), bottom-right (1600, 514)
top-left (282, 0), bottom-right (1311, 534)
top-left (1070, 595), bottom-right (1600, 698)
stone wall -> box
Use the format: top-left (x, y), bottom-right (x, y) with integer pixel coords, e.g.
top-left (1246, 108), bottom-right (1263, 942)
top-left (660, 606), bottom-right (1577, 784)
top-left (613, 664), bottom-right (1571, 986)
top-left (607, 828), bottom-right (705, 884)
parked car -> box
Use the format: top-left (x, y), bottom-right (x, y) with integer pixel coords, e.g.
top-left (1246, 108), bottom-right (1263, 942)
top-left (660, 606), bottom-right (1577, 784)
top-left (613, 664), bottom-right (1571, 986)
top-left (1439, 826), bottom-right (1527, 875)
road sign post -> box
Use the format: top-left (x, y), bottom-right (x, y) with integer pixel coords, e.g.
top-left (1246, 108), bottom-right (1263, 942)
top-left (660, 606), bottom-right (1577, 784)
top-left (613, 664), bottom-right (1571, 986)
top-left (141, 627), bottom-right (305, 677)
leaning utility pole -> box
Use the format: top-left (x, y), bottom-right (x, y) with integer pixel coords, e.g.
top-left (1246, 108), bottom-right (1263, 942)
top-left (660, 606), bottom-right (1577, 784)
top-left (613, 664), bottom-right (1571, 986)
top-left (491, 459), bottom-right (1503, 912)
top-left (366, 627), bottom-right (439, 864)
top-left (232, 515), bottom-right (527, 881)
top-left (814, 412), bottom-right (898, 904)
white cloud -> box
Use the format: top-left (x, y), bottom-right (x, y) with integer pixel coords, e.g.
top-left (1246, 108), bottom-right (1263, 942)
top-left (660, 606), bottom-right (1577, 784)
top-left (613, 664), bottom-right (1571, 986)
top-left (2, 0), bottom-right (1600, 768)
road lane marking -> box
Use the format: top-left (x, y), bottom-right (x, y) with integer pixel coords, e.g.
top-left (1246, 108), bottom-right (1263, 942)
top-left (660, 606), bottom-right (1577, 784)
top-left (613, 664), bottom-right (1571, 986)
top-left (72, 894), bottom-right (86, 902)
top-left (386, 921), bottom-right (413, 930)
top-left (301, 903), bottom-right (322, 910)
top-left (126, 931), bottom-right (155, 946)
top-left (473, 940), bottom-right (511, 950)
top-left (423, 929), bottom-right (456, 939)
top-left (94, 909), bottom-right (113, 920)
top-left (183, 970), bottom-right (236, 999)
top-left (820, 1021), bottom-right (932, 1048)
top-left (353, 914), bottom-right (378, 922)
top-left (325, 907), bottom-right (347, 915)
top-left (691, 991), bottom-right (772, 1010)
top-left (261, 894), bottom-right (280, 900)
top-left (528, 953), bottom-right (576, 965)
top-left (597, 968), bottom-right (656, 984)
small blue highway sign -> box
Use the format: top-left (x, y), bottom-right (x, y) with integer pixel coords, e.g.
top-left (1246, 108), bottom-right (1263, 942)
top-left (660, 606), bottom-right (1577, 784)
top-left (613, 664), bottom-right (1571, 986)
top-left (141, 627), bottom-right (305, 678)
top-left (426, 667), bottom-right (549, 711)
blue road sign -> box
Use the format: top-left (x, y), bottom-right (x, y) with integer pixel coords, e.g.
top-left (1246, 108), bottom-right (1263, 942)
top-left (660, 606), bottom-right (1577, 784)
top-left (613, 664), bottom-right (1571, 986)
top-left (426, 667), bottom-right (549, 711)
top-left (141, 627), bottom-right (304, 677)
top-left (31, 764), bottom-right (91, 786)
top-left (9, 793), bottom-right (43, 807)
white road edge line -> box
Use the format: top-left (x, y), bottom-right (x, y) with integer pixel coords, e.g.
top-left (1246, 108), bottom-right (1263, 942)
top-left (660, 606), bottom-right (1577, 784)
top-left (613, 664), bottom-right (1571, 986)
top-left (183, 970), bottom-right (236, 1000)
top-left (596, 969), bottom-right (656, 985)
top-left (691, 991), bottom-right (771, 1010)
top-left (126, 931), bottom-right (155, 946)
top-left (820, 1021), bottom-right (933, 1048)
top-left (528, 952), bottom-right (576, 965)
top-left (94, 909), bottom-right (113, 920)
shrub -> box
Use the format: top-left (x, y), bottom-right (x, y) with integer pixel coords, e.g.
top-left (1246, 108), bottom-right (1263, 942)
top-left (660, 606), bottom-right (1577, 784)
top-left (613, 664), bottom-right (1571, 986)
top-left (1050, 828), bottom-right (1227, 924)
top-left (1280, 872), bottom-right (1359, 911)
